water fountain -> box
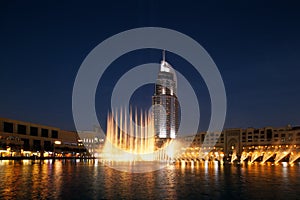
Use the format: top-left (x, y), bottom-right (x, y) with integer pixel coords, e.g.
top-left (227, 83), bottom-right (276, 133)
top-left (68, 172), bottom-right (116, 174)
top-left (240, 152), bottom-right (249, 163)
top-left (274, 149), bottom-right (290, 164)
top-left (198, 151), bottom-right (209, 161)
top-left (289, 150), bottom-right (300, 164)
top-left (249, 150), bottom-right (263, 164)
top-left (231, 151), bottom-right (238, 163)
top-left (100, 108), bottom-right (178, 162)
top-left (261, 151), bottom-right (276, 164)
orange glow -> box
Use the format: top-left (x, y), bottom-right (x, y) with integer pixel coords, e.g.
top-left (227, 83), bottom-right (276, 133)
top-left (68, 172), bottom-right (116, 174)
top-left (100, 108), bottom-right (179, 162)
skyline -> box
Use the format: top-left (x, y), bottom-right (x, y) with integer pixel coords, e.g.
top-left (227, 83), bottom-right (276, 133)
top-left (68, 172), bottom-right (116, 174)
top-left (1, 1), bottom-right (300, 132)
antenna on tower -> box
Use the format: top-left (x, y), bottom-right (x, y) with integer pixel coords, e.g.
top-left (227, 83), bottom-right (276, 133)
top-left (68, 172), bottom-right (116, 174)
top-left (162, 49), bottom-right (166, 62)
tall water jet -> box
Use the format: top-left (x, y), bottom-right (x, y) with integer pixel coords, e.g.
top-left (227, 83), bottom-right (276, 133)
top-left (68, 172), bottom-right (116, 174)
top-left (100, 107), bottom-right (178, 162)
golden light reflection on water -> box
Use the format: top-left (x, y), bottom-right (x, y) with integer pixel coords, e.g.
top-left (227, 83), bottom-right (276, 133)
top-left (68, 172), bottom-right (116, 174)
top-left (52, 160), bottom-right (63, 199)
top-left (0, 160), bottom-right (65, 199)
top-left (0, 160), bottom-right (299, 199)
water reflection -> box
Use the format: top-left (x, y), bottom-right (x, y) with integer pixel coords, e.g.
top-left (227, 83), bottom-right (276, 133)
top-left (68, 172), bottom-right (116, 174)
top-left (0, 160), bottom-right (299, 199)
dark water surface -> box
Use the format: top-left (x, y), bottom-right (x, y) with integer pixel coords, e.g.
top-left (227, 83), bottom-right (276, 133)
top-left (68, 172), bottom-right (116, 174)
top-left (0, 160), bottom-right (299, 200)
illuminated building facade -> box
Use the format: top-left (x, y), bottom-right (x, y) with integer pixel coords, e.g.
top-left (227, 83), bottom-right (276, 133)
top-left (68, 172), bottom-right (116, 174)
top-left (152, 51), bottom-right (179, 145)
top-left (180, 125), bottom-right (300, 164)
top-left (0, 117), bottom-right (86, 158)
top-left (78, 128), bottom-right (105, 158)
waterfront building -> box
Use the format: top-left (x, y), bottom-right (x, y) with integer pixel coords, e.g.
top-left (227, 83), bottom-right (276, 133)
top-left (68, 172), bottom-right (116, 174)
top-left (152, 51), bottom-right (179, 147)
top-left (78, 127), bottom-right (105, 158)
top-left (180, 125), bottom-right (300, 163)
top-left (0, 117), bottom-right (86, 158)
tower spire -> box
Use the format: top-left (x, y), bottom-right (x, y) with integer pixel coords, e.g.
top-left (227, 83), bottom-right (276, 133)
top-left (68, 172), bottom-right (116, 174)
top-left (162, 49), bottom-right (166, 62)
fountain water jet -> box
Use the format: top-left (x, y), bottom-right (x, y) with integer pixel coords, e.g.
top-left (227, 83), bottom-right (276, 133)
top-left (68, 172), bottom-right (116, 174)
top-left (274, 149), bottom-right (290, 164)
top-left (249, 150), bottom-right (263, 164)
top-left (261, 151), bottom-right (276, 164)
top-left (240, 152), bottom-right (249, 163)
top-left (289, 151), bottom-right (300, 164)
top-left (231, 151), bottom-right (238, 163)
top-left (100, 108), bottom-right (179, 162)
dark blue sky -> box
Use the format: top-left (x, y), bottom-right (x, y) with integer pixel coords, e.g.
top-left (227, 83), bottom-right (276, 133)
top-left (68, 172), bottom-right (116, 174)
top-left (0, 1), bottom-right (300, 131)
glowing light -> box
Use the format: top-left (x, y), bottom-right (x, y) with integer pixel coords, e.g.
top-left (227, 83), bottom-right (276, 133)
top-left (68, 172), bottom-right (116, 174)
top-left (231, 151), bottom-right (238, 163)
top-left (100, 108), bottom-right (179, 162)
top-left (43, 152), bottom-right (49, 157)
top-left (274, 149), bottom-right (291, 164)
top-left (161, 62), bottom-right (170, 72)
top-left (170, 129), bottom-right (176, 139)
top-left (54, 141), bottom-right (62, 145)
top-left (289, 151), bottom-right (300, 164)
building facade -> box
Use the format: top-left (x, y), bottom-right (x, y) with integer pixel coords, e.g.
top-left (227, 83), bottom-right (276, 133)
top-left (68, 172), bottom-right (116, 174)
top-left (0, 117), bottom-right (86, 158)
top-left (78, 127), bottom-right (105, 158)
top-left (180, 125), bottom-right (300, 163)
top-left (152, 52), bottom-right (179, 145)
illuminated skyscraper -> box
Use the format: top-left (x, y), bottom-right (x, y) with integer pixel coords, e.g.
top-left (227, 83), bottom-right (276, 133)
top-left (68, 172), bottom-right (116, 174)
top-left (152, 51), bottom-right (179, 145)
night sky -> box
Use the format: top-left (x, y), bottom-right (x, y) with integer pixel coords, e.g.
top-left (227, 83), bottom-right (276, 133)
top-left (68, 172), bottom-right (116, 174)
top-left (1, 1), bottom-right (300, 132)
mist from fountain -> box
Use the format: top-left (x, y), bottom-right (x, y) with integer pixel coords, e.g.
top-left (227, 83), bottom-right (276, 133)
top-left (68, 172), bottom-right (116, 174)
top-left (231, 151), bottom-right (237, 163)
top-left (100, 108), bottom-right (180, 162)
top-left (249, 150), bottom-right (263, 164)
top-left (289, 150), bottom-right (300, 164)
top-left (240, 152), bottom-right (249, 163)
top-left (261, 150), bottom-right (276, 164)
top-left (274, 149), bottom-right (290, 164)
top-left (198, 151), bottom-right (209, 161)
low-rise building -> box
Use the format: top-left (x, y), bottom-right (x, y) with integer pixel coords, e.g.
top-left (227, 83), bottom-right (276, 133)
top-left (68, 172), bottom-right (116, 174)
top-left (180, 125), bottom-right (300, 163)
top-left (0, 117), bottom-right (86, 158)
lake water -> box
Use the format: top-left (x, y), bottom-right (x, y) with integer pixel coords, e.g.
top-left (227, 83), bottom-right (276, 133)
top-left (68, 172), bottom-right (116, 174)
top-left (0, 160), bottom-right (299, 199)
